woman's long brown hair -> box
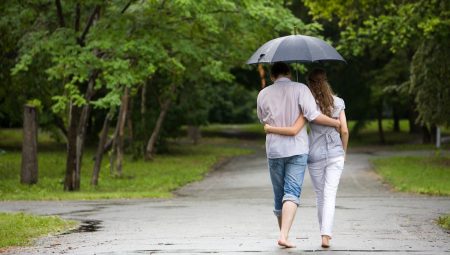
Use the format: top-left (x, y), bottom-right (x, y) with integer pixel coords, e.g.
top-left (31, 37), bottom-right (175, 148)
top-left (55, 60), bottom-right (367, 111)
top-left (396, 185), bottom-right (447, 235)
top-left (307, 68), bottom-right (334, 117)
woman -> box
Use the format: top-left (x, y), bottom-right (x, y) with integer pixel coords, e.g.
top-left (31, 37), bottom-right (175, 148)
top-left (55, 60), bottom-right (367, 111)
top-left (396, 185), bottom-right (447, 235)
top-left (264, 68), bottom-right (349, 248)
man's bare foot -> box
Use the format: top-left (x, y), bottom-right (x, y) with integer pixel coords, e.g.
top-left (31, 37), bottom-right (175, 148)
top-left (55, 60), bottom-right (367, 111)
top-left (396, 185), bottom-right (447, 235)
top-left (278, 239), bottom-right (296, 248)
top-left (321, 235), bottom-right (331, 248)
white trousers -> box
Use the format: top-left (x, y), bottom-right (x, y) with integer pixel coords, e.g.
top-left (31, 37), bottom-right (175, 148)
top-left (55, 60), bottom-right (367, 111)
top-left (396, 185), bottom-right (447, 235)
top-left (308, 155), bottom-right (345, 237)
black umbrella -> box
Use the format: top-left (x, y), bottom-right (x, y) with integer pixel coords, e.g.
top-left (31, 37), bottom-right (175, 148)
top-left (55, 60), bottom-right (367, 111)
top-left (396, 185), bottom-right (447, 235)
top-left (247, 35), bottom-right (345, 64)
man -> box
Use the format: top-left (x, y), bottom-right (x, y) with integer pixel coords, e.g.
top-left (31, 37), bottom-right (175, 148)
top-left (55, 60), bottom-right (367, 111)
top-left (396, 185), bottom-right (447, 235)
top-left (257, 62), bottom-right (340, 248)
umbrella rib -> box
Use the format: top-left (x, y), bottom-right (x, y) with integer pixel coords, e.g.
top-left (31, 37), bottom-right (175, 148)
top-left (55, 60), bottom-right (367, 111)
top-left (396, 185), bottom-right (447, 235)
top-left (305, 36), bottom-right (326, 61)
top-left (266, 37), bottom-right (287, 63)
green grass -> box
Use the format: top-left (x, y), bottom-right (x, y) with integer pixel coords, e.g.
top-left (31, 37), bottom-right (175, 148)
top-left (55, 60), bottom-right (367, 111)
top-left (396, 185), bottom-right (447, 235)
top-left (437, 214), bottom-right (450, 230)
top-left (0, 138), bottom-right (252, 200)
top-left (0, 212), bottom-right (76, 248)
top-left (0, 129), bottom-right (58, 150)
top-left (372, 156), bottom-right (450, 195)
top-left (201, 123), bottom-right (265, 135)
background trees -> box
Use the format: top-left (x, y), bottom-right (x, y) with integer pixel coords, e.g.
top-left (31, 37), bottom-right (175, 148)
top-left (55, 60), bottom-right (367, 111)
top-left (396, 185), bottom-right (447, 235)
top-left (303, 0), bottom-right (450, 143)
top-left (1, 0), bottom-right (448, 192)
top-left (2, 0), bottom-right (320, 190)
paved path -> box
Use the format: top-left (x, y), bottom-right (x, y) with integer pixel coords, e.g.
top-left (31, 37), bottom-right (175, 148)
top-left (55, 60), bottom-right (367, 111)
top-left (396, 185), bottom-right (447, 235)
top-left (1, 149), bottom-right (449, 255)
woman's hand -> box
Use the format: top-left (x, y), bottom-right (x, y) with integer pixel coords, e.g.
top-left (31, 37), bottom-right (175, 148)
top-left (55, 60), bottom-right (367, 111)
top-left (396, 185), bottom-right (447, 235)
top-left (264, 123), bottom-right (273, 133)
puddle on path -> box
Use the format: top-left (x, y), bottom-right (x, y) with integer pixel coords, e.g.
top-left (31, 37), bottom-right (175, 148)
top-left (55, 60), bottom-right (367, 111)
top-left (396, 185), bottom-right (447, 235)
top-left (62, 219), bottom-right (103, 234)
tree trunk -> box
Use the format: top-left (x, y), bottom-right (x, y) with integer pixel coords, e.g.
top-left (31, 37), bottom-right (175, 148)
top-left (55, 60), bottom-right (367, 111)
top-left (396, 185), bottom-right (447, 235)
top-left (21, 105), bottom-right (38, 185)
top-left (74, 105), bottom-right (90, 190)
top-left (109, 132), bottom-right (117, 175)
top-left (422, 125), bottom-right (431, 144)
top-left (187, 125), bottom-right (201, 145)
top-left (436, 126), bottom-right (441, 149)
top-left (377, 102), bottom-right (386, 144)
top-left (141, 83), bottom-right (147, 116)
top-left (64, 103), bottom-right (81, 191)
top-left (392, 105), bottom-right (400, 132)
top-left (91, 112), bottom-right (111, 186)
top-left (126, 95), bottom-right (134, 145)
top-left (74, 75), bottom-right (96, 189)
top-left (109, 87), bottom-right (130, 176)
top-left (64, 73), bottom-right (97, 191)
top-left (140, 83), bottom-right (147, 154)
top-left (145, 99), bottom-right (171, 160)
top-left (116, 87), bottom-right (130, 176)
top-left (430, 124), bottom-right (437, 144)
top-left (258, 64), bottom-right (266, 89)
top-left (408, 107), bottom-right (421, 134)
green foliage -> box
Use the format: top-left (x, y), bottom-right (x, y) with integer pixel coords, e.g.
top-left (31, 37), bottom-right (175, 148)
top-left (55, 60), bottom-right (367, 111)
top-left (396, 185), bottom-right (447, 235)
top-left (372, 156), bottom-right (450, 196)
top-left (208, 82), bottom-right (258, 123)
top-left (411, 35), bottom-right (450, 126)
top-left (304, 0), bottom-right (450, 131)
top-left (25, 99), bottom-right (42, 112)
top-left (2, 0), bottom-right (321, 151)
top-left (305, 0), bottom-right (449, 54)
top-left (0, 212), bottom-right (76, 248)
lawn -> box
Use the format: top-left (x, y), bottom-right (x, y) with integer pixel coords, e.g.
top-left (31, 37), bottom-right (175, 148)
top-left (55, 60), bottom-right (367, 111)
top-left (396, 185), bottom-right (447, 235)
top-left (202, 123), bottom-right (265, 135)
top-left (0, 212), bottom-right (76, 248)
top-left (371, 156), bottom-right (450, 196)
top-left (0, 128), bottom-right (59, 150)
top-left (437, 214), bottom-right (450, 230)
top-left (0, 133), bottom-right (252, 200)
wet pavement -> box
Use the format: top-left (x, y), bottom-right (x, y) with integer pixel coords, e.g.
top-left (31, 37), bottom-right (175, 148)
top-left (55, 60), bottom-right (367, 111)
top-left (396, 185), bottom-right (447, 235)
top-left (1, 149), bottom-right (449, 254)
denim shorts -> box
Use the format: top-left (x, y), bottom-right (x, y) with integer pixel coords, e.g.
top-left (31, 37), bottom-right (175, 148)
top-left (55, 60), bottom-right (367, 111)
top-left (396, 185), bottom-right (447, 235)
top-left (268, 154), bottom-right (308, 216)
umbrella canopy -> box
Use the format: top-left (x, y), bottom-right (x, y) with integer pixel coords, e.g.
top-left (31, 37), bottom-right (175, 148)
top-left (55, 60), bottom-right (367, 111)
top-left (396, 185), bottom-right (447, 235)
top-left (247, 35), bottom-right (345, 64)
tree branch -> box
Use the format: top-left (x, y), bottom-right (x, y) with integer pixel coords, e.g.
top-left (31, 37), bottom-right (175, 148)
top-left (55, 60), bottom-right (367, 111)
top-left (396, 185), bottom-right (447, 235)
top-left (74, 2), bottom-right (81, 32)
top-left (77, 5), bottom-right (100, 46)
top-left (121, 0), bottom-right (134, 14)
top-left (55, 0), bottom-right (65, 27)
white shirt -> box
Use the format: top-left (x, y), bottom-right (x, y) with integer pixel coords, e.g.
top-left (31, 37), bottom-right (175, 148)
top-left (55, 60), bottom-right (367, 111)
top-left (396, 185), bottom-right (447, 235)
top-left (257, 77), bottom-right (320, 159)
top-left (308, 96), bottom-right (346, 163)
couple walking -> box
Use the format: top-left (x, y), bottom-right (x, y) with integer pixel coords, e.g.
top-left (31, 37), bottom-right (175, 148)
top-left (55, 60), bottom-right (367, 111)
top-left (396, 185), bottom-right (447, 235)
top-left (257, 62), bottom-right (349, 248)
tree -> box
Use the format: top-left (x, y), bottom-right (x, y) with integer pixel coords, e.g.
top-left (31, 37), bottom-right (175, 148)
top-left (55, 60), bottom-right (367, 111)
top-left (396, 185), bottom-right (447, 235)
top-left (304, 0), bottom-right (450, 140)
top-left (411, 35), bottom-right (450, 127)
top-left (20, 103), bottom-right (39, 185)
top-left (11, 1), bottom-right (156, 190)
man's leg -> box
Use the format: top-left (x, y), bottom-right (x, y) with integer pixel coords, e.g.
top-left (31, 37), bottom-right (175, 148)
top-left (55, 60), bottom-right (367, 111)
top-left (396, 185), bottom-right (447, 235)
top-left (268, 158), bottom-right (285, 230)
top-left (278, 154), bottom-right (308, 248)
top-left (278, 201), bottom-right (297, 247)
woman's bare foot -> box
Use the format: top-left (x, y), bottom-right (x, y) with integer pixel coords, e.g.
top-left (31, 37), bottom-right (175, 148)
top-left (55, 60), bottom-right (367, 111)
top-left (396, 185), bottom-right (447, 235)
top-left (321, 235), bottom-right (331, 248)
top-left (278, 238), bottom-right (296, 248)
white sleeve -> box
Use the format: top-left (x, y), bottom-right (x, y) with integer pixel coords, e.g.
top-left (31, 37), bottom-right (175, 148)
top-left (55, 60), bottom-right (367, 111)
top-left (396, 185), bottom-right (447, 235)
top-left (298, 86), bottom-right (320, 121)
